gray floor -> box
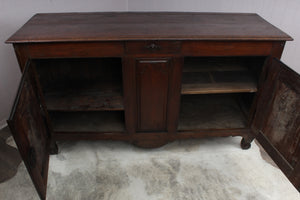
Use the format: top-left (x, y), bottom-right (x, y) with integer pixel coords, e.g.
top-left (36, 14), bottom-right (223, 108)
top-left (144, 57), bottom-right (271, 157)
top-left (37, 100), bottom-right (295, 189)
top-left (0, 127), bottom-right (21, 183)
top-left (0, 133), bottom-right (299, 200)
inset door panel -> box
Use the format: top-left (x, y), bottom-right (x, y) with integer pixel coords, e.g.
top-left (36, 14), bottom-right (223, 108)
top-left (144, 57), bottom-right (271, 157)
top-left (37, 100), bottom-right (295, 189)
top-left (262, 81), bottom-right (300, 167)
top-left (136, 59), bottom-right (170, 131)
top-left (7, 61), bottom-right (50, 200)
top-left (252, 58), bottom-right (300, 190)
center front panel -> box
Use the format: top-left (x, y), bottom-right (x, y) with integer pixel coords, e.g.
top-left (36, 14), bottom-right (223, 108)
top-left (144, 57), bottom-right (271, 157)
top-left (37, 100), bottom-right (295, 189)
top-left (136, 59), bottom-right (170, 131)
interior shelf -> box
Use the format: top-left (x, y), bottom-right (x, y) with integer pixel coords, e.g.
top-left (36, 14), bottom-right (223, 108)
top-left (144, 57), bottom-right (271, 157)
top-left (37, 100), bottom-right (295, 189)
top-left (45, 81), bottom-right (124, 111)
top-left (35, 57), bottom-right (124, 111)
top-left (181, 57), bottom-right (259, 94)
top-left (50, 111), bottom-right (125, 132)
top-left (178, 94), bottom-right (248, 130)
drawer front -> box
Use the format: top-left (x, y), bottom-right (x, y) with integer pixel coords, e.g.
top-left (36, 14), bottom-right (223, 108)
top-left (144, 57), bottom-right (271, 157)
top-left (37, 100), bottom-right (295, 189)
top-left (125, 41), bottom-right (181, 54)
top-left (182, 41), bottom-right (274, 56)
top-left (27, 42), bottom-right (124, 58)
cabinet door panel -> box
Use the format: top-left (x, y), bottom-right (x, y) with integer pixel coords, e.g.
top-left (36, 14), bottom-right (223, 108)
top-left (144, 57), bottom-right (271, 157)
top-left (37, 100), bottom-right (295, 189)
top-left (7, 61), bottom-right (50, 200)
top-left (136, 59), bottom-right (170, 131)
top-left (252, 58), bottom-right (300, 190)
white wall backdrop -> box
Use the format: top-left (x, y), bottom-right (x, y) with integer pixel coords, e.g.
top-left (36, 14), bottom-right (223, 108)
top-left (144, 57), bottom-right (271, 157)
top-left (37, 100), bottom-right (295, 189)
top-left (0, 0), bottom-right (299, 127)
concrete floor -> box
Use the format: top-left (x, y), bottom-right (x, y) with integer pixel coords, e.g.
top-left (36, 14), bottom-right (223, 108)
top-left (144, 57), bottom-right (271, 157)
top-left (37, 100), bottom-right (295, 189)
top-left (0, 133), bottom-right (299, 200)
top-left (0, 127), bottom-right (21, 183)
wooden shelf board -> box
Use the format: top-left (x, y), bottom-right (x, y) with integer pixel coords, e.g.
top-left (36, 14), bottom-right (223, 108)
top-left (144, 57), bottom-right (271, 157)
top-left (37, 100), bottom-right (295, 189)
top-left (178, 94), bottom-right (248, 130)
top-left (44, 81), bottom-right (124, 111)
top-left (50, 111), bottom-right (125, 132)
top-left (181, 61), bottom-right (258, 94)
top-left (182, 82), bottom-right (257, 94)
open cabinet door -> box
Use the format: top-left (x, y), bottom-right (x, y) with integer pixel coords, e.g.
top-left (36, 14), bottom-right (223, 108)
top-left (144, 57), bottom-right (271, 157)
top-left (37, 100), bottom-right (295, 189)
top-left (252, 58), bottom-right (300, 191)
top-left (7, 61), bottom-right (50, 200)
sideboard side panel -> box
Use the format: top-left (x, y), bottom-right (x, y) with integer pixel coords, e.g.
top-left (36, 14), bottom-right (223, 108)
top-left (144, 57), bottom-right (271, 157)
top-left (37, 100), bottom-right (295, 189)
top-left (13, 44), bottom-right (29, 72)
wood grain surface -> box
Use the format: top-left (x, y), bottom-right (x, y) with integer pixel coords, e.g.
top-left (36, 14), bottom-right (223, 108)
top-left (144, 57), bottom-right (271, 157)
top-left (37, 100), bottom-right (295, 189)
top-left (6, 12), bottom-right (292, 43)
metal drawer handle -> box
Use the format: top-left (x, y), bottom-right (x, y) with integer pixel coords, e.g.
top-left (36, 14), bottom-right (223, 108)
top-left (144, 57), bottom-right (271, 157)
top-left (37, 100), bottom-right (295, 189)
top-left (145, 43), bottom-right (160, 50)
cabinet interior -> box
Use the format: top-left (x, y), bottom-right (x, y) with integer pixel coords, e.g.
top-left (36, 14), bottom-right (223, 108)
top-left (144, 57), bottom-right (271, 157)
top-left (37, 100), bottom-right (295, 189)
top-left (35, 57), bottom-right (125, 133)
top-left (179, 56), bottom-right (266, 130)
top-left (34, 56), bottom-right (266, 133)
top-left (49, 111), bottom-right (125, 132)
top-left (35, 58), bottom-right (123, 111)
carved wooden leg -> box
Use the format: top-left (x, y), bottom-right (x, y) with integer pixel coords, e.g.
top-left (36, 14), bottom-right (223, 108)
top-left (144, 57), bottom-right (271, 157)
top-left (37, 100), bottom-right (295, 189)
top-left (50, 140), bottom-right (58, 155)
top-left (240, 134), bottom-right (255, 150)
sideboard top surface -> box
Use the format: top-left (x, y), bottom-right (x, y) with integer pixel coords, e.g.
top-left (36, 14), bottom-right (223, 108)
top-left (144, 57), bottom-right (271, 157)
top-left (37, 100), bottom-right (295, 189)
top-left (6, 12), bottom-right (292, 43)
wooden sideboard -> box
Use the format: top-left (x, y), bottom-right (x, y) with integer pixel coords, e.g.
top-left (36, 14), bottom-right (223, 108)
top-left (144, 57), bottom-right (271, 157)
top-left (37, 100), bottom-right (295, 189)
top-left (6, 12), bottom-right (300, 199)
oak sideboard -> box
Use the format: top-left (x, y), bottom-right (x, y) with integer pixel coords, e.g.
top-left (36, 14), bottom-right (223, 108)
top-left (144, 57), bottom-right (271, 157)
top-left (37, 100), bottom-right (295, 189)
top-left (6, 12), bottom-right (300, 199)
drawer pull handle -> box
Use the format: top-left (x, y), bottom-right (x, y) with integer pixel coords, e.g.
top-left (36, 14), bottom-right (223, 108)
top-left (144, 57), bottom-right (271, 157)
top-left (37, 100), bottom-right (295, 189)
top-left (145, 43), bottom-right (160, 50)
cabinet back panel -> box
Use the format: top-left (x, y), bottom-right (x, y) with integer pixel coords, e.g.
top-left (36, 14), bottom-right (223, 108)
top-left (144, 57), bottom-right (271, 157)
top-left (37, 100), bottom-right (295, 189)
top-left (178, 94), bottom-right (249, 130)
top-left (35, 58), bottom-right (122, 92)
top-left (182, 57), bottom-right (265, 95)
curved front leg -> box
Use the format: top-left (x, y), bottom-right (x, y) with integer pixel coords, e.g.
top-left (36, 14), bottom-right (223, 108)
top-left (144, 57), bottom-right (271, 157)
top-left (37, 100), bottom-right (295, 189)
top-left (50, 140), bottom-right (58, 155)
top-left (240, 134), bottom-right (255, 150)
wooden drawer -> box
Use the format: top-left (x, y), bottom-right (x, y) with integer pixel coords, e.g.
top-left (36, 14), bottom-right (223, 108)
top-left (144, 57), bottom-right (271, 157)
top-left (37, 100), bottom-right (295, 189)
top-left (125, 41), bottom-right (181, 54)
top-left (26, 42), bottom-right (124, 58)
top-left (182, 41), bottom-right (274, 56)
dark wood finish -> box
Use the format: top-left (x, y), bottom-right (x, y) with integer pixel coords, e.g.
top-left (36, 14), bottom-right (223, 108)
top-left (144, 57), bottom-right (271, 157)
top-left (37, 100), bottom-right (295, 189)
top-left (25, 42), bottom-right (124, 58)
top-left (181, 57), bottom-right (259, 94)
top-left (181, 57), bottom-right (265, 94)
top-left (290, 162), bottom-right (300, 191)
top-left (252, 58), bottom-right (300, 190)
top-left (35, 58), bottom-right (124, 112)
top-left (271, 41), bottom-right (286, 59)
top-left (29, 61), bottom-right (58, 154)
top-left (256, 131), bottom-right (294, 175)
top-left (136, 59), bottom-right (170, 131)
top-left (50, 111), bottom-right (125, 132)
top-left (35, 58), bottom-right (123, 88)
top-left (7, 12), bottom-right (299, 198)
top-left (182, 41), bottom-right (275, 56)
top-left (7, 62), bottom-right (50, 200)
top-left (13, 44), bottom-right (29, 71)
top-left (166, 57), bottom-right (183, 134)
top-left (125, 41), bottom-right (181, 54)
top-left (182, 77), bottom-right (257, 94)
top-left (6, 12), bottom-right (292, 43)
top-left (44, 83), bottom-right (123, 111)
top-left (122, 57), bottom-right (137, 134)
top-left (46, 93), bottom-right (123, 112)
top-left (53, 129), bottom-right (248, 145)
